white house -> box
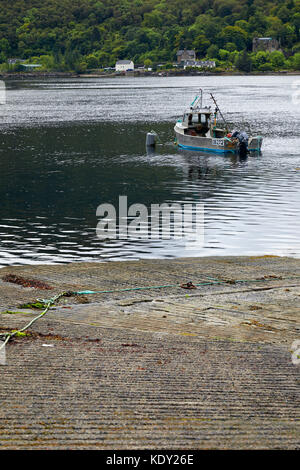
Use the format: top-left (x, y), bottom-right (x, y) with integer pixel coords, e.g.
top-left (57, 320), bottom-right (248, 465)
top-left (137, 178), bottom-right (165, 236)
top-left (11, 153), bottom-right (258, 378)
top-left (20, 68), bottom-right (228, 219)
top-left (115, 60), bottom-right (134, 72)
top-left (183, 60), bottom-right (216, 69)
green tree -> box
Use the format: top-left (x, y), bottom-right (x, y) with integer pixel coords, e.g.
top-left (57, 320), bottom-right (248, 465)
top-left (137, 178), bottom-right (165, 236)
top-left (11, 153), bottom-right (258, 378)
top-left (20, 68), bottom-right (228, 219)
top-left (269, 51), bottom-right (285, 67)
top-left (142, 11), bottom-right (163, 28)
top-left (86, 54), bottom-right (99, 68)
top-left (253, 51), bottom-right (270, 69)
top-left (217, 26), bottom-right (249, 51)
top-left (207, 44), bottom-right (219, 59)
top-left (235, 50), bottom-right (252, 72)
top-left (225, 42), bottom-right (237, 52)
top-left (258, 62), bottom-right (273, 71)
top-left (293, 52), bottom-right (300, 70)
top-left (292, 42), bottom-right (300, 53)
top-left (193, 34), bottom-right (210, 56)
top-left (144, 58), bottom-right (152, 68)
top-left (0, 38), bottom-right (11, 59)
top-left (219, 49), bottom-right (230, 60)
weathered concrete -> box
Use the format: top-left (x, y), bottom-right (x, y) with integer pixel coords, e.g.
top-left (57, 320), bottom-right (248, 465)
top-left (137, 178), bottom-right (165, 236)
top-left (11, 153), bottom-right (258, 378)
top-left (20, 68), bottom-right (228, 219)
top-left (0, 256), bottom-right (299, 449)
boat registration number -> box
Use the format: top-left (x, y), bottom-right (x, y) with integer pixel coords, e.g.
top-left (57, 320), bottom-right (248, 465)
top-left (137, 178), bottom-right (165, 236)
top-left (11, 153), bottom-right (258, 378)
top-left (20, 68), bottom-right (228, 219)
top-left (212, 138), bottom-right (224, 146)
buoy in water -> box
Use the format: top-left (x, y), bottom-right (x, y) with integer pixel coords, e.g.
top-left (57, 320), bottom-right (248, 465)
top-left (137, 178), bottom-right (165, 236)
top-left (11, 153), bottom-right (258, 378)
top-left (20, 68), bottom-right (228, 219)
top-left (146, 131), bottom-right (157, 147)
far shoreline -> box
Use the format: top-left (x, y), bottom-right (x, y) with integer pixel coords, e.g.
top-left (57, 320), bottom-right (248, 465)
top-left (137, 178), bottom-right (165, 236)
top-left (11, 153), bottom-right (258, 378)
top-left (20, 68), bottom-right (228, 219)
top-left (1, 70), bottom-right (300, 80)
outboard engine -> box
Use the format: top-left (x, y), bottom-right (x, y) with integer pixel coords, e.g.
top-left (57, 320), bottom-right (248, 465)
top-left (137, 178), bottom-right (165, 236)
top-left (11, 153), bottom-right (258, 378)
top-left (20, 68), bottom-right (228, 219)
top-left (238, 131), bottom-right (249, 157)
top-left (232, 130), bottom-right (249, 157)
top-left (239, 141), bottom-right (248, 157)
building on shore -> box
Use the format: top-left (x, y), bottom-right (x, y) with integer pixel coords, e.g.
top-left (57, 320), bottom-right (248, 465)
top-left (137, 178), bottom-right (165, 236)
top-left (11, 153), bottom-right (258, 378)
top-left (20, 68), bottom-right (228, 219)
top-left (183, 60), bottom-right (216, 69)
top-left (7, 58), bottom-right (26, 65)
top-left (252, 37), bottom-right (280, 53)
top-left (20, 64), bottom-right (42, 70)
top-left (177, 49), bottom-right (196, 64)
top-left (115, 60), bottom-right (134, 72)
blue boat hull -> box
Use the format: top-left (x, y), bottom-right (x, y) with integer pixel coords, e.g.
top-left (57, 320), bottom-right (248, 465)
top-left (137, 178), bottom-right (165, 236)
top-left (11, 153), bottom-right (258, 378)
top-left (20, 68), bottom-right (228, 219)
top-left (177, 143), bottom-right (235, 154)
top-left (174, 125), bottom-right (263, 155)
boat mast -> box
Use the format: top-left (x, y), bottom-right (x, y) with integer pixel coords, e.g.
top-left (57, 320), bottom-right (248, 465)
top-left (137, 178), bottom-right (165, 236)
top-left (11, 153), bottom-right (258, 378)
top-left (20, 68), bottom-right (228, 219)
top-left (209, 93), bottom-right (228, 131)
top-left (190, 88), bottom-right (203, 109)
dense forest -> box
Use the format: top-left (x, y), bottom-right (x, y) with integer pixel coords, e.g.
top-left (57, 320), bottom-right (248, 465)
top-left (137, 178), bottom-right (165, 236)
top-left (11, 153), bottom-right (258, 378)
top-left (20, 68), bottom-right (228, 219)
top-left (0, 0), bottom-right (299, 72)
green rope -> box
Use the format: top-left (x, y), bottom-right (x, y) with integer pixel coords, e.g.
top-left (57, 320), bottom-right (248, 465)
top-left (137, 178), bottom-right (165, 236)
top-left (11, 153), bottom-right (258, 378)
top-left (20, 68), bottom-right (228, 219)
top-left (67, 275), bottom-right (300, 296)
top-left (74, 281), bottom-right (219, 295)
top-left (0, 292), bottom-right (67, 351)
top-left (1, 274), bottom-right (300, 353)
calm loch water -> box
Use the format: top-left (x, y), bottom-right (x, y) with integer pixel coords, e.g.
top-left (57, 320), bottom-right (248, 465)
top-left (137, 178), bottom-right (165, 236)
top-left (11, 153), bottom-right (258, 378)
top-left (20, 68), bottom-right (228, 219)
top-left (0, 75), bottom-right (300, 266)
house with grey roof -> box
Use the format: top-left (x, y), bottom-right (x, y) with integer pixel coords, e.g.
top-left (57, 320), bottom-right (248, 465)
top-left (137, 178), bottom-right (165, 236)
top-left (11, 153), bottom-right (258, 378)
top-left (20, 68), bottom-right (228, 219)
top-left (177, 49), bottom-right (196, 64)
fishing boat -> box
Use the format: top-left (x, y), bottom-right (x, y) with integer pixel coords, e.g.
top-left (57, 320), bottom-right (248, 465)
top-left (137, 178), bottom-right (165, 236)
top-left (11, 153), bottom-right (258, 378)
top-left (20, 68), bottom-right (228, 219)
top-left (174, 89), bottom-right (263, 155)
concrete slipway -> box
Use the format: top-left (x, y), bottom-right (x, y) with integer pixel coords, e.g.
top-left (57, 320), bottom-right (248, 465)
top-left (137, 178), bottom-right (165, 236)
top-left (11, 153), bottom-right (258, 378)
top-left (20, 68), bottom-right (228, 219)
top-left (0, 256), bottom-right (299, 449)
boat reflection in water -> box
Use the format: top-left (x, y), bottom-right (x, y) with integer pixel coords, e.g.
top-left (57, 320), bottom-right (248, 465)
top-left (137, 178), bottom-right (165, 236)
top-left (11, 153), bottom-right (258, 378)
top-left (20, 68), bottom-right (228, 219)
top-left (177, 146), bottom-right (249, 170)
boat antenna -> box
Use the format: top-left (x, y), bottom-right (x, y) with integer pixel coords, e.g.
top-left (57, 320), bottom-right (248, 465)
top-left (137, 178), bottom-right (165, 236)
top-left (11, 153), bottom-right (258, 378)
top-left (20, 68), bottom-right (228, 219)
top-left (209, 93), bottom-right (228, 130)
top-left (199, 88), bottom-right (203, 108)
top-left (190, 88), bottom-right (203, 109)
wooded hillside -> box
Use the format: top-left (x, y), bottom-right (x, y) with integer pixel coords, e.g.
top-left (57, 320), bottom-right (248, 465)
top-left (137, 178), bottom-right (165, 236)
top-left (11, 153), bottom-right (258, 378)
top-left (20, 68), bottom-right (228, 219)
top-left (0, 0), bottom-right (299, 71)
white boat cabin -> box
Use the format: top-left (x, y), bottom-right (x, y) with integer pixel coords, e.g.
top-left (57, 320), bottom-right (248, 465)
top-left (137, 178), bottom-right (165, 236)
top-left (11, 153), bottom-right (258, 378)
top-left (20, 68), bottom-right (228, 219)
top-left (181, 108), bottom-right (227, 139)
